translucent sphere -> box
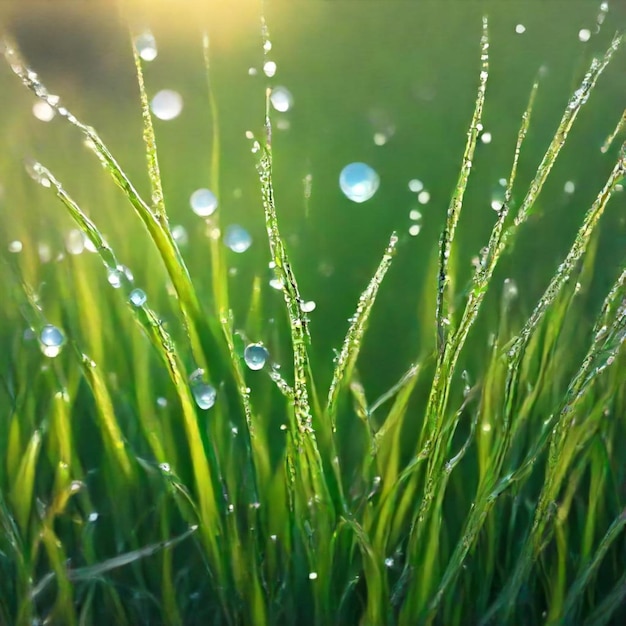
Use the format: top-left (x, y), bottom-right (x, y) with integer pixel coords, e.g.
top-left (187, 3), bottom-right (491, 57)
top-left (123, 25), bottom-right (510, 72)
top-left (151, 89), bottom-right (183, 121)
top-left (224, 225), bottom-right (252, 253)
top-left (190, 188), bottom-right (218, 217)
top-left (244, 343), bottom-right (269, 371)
top-left (339, 162), bottom-right (380, 203)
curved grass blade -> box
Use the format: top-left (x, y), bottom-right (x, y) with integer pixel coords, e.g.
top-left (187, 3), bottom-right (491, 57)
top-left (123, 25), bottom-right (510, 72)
top-left (327, 232), bottom-right (398, 431)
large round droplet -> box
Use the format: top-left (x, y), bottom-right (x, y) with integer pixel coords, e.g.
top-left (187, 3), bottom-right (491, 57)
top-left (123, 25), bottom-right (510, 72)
top-left (339, 162), bottom-right (380, 203)
top-left (190, 188), bottom-right (218, 217)
top-left (224, 225), bottom-right (252, 253)
top-left (244, 343), bottom-right (269, 371)
top-left (39, 324), bottom-right (65, 358)
top-left (270, 87), bottom-right (293, 112)
top-left (129, 288), bottom-right (147, 307)
top-left (151, 89), bottom-right (183, 121)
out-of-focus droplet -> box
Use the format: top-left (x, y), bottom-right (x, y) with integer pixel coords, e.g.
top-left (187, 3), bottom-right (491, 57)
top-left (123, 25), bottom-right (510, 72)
top-left (190, 188), bottom-right (218, 217)
top-left (224, 225), bottom-right (252, 253)
top-left (151, 89), bottom-right (183, 120)
top-left (33, 100), bottom-right (55, 122)
top-left (135, 31), bottom-right (158, 61)
top-left (270, 86), bottom-right (293, 112)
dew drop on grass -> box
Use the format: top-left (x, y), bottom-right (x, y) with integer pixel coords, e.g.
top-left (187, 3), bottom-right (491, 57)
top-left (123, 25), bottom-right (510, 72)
top-left (129, 288), bottom-right (147, 307)
top-left (32, 100), bottom-right (55, 121)
top-left (151, 89), bottom-right (183, 120)
top-left (339, 162), bottom-right (380, 203)
top-left (156, 397), bottom-right (168, 408)
top-left (480, 131), bottom-right (492, 144)
top-left (39, 324), bottom-right (65, 358)
top-left (270, 86), bottom-right (293, 112)
top-left (190, 188), bottom-right (218, 217)
top-left (135, 31), bottom-right (158, 61)
top-left (308, 572), bottom-right (318, 581)
top-left (189, 369), bottom-right (217, 410)
top-left (385, 557), bottom-right (395, 568)
top-left (269, 277), bottom-right (282, 290)
top-left (8, 240), bottom-right (22, 253)
top-left (224, 225), bottom-right (252, 253)
top-left (244, 343), bottom-right (269, 370)
top-left (88, 512), bottom-right (99, 522)
top-left (300, 300), bottom-right (316, 313)
top-left (107, 267), bottom-right (123, 288)
top-left (564, 180), bottom-right (576, 194)
top-left (159, 462), bottom-right (171, 472)
top-left (578, 28), bottom-right (591, 42)
top-left (409, 224), bottom-right (421, 237)
top-left (409, 209), bottom-right (422, 221)
top-left (515, 24), bottom-right (526, 34)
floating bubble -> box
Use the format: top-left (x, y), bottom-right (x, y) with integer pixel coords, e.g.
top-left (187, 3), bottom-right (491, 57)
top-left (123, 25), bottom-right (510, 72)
top-left (135, 31), bottom-right (158, 61)
top-left (408, 178), bottom-right (424, 193)
top-left (578, 28), bottom-right (591, 42)
top-left (244, 343), bottom-right (269, 371)
top-left (32, 100), bottom-right (55, 122)
top-left (129, 288), bottom-right (147, 307)
top-left (65, 229), bottom-right (85, 255)
top-left (190, 188), bottom-right (218, 217)
top-left (8, 240), bottom-right (22, 253)
top-left (39, 324), bottom-right (65, 358)
top-left (339, 162), bottom-right (380, 203)
top-left (151, 89), bottom-right (183, 120)
top-left (491, 187), bottom-right (505, 212)
top-left (270, 86), bottom-right (293, 112)
top-left (224, 225), bottom-right (252, 253)
top-left (263, 61), bottom-right (277, 77)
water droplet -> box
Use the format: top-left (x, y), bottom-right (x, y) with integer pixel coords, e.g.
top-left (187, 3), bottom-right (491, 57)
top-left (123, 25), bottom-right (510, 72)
top-left (248, 67), bottom-right (258, 76)
top-left (564, 181), bottom-right (575, 194)
top-left (409, 224), bottom-right (421, 236)
top-left (409, 209), bottom-right (422, 221)
top-left (515, 24), bottom-right (526, 34)
top-left (270, 86), bottom-right (293, 112)
top-left (88, 512), bottom-right (99, 522)
top-left (300, 300), bottom-right (316, 313)
top-left (263, 60), bottom-right (277, 77)
top-left (339, 162), bottom-right (380, 203)
top-left (38, 242), bottom-right (52, 262)
top-left (8, 240), bottom-right (22, 253)
top-left (129, 288), bottom-right (147, 307)
top-left (578, 28), bottom-right (591, 42)
top-left (39, 324), bottom-right (65, 358)
top-left (384, 557), bottom-right (395, 568)
top-left (135, 31), bottom-right (158, 61)
top-left (151, 89), bottom-right (183, 120)
top-left (65, 229), bottom-right (85, 255)
top-left (107, 267), bottom-right (123, 288)
top-left (32, 100), bottom-right (55, 122)
top-left (373, 132), bottom-right (388, 146)
top-left (224, 225), bottom-right (252, 253)
top-left (269, 277), bottom-right (283, 290)
top-left (244, 343), bottom-right (269, 370)
top-left (189, 370), bottom-right (216, 410)
top-left (159, 462), bottom-right (171, 472)
top-left (156, 397), bottom-right (168, 408)
top-left (308, 572), bottom-right (318, 580)
top-left (417, 190), bottom-right (430, 204)
top-left (480, 131), bottom-right (492, 144)
top-left (491, 187), bottom-right (505, 212)
top-left (172, 224), bottom-right (188, 245)
top-left (190, 188), bottom-right (218, 217)
top-left (408, 178), bottom-right (424, 192)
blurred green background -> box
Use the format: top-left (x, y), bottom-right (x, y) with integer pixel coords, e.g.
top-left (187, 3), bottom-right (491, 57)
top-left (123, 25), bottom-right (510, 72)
top-left (1, 0), bottom-right (624, 402)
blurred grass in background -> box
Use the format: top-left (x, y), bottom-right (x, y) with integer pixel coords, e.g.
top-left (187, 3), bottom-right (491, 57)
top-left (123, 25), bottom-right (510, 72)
top-left (0, 1), bottom-right (625, 625)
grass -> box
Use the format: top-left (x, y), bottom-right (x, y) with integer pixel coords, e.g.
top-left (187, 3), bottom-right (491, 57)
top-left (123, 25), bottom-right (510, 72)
top-left (0, 12), bottom-right (625, 626)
